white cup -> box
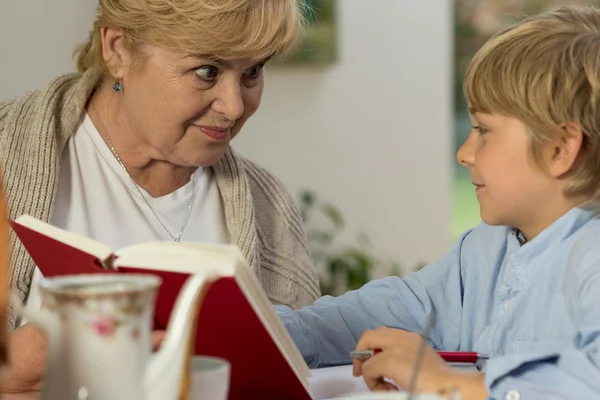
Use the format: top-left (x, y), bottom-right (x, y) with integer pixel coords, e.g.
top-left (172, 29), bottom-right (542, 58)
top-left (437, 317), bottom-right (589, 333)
top-left (187, 356), bottom-right (230, 400)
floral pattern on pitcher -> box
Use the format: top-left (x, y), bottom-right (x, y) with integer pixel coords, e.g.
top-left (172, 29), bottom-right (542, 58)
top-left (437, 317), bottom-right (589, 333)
top-left (41, 282), bottom-right (155, 341)
top-left (91, 314), bottom-right (119, 337)
top-left (86, 291), bottom-right (153, 340)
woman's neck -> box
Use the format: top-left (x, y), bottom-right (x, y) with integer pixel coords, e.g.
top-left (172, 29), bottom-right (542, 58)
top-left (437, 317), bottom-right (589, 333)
top-left (87, 81), bottom-right (196, 198)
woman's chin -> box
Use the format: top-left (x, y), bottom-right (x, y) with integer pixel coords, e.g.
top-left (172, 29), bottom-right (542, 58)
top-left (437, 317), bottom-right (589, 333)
top-left (181, 147), bottom-right (230, 168)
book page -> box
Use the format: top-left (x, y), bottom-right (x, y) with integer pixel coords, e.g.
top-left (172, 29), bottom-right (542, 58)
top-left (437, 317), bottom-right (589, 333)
top-left (170, 242), bottom-right (312, 386)
top-left (308, 365), bottom-right (370, 400)
top-left (115, 241), bottom-right (312, 392)
top-left (114, 242), bottom-right (236, 275)
top-left (232, 259), bottom-right (312, 386)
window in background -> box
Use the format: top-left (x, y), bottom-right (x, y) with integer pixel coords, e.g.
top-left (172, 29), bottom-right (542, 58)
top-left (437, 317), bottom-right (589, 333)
top-left (452, 0), bottom-right (600, 240)
top-left (273, 0), bottom-right (337, 66)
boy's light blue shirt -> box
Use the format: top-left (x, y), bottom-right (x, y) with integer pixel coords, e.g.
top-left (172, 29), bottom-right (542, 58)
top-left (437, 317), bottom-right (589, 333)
top-left (275, 206), bottom-right (600, 400)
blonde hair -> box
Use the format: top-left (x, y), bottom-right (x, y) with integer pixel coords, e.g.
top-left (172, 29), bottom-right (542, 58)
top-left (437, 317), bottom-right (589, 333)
top-left (464, 6), bottom-right (600, 202)
top-left (75, 0), bottom-right (307, 74)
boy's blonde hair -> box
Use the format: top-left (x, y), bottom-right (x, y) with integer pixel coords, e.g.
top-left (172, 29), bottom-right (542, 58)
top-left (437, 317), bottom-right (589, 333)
top-left (464, 6), bottom-right (600, 202)
top-left (74, 0), bottom-right (306, 74)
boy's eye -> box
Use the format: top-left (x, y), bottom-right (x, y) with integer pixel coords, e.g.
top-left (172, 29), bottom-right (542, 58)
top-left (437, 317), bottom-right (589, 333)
top-left (473, 126), bottom-right (487, 135)
top-left (194, 66), bottom-right (219, 81)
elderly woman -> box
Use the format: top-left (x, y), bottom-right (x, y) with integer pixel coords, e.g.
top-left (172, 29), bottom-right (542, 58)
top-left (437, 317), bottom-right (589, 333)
top-left (0, 0), bottom-right (320, 393)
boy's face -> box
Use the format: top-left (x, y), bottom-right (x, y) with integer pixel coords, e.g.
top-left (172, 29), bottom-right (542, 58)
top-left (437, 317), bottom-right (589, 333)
top-left (457, 113), bottom-right (558, 236)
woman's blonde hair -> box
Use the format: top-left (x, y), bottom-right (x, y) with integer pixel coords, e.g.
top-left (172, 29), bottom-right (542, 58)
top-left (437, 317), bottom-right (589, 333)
top-left (464, 6), bottom-right (600, 202)
top-left (75, 0), bottom-right (307, 74)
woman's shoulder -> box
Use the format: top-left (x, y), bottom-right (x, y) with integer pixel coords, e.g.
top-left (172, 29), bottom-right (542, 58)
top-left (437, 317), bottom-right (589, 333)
top-left (235, 154), bottom-right (298, 206)
top-left (0, 74), bottom-right (83, 125)
top-left (0, 100), bottom-right (16, 125)
top-left (221, 151), bottom-right (302, 222)
top-left (6, 73), bottom-right (80, 101)
top-left (237, 154), bottom-right (286, 190)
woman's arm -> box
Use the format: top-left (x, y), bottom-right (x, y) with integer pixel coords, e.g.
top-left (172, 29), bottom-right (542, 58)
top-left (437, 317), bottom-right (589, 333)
top-left (1, 324), bottom-right (45, 394)
top-left (241, 157), bottom-right (321, 307)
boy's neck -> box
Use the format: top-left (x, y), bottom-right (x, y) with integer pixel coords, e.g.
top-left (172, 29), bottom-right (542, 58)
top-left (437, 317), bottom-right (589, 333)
top-left (517, 196), bottom-right (588, 243)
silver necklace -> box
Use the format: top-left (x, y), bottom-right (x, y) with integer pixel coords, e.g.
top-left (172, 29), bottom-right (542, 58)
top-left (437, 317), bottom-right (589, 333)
top-left (91, 104), bottom-right (196, 242)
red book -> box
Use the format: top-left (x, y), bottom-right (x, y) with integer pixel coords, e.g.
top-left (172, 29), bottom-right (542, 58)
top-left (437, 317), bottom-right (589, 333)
top-left (10, 215), bottom-right (312, 400)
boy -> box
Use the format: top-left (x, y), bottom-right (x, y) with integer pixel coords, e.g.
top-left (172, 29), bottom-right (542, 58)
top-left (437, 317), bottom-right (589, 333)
top-left (275, 6), bottom-right (600, 400)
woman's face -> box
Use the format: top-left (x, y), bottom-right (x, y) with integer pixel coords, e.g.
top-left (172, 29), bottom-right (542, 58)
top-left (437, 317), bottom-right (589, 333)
top-left (110, 41), bottom-right (267, 167)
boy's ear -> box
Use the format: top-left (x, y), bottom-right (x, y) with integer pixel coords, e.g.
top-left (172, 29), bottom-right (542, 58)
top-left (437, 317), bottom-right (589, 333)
top-left (546, 122), bottom-right (584, 178)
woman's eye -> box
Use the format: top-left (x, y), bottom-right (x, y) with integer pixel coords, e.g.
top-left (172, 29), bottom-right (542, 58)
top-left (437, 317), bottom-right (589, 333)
top-left (244, 64), bottom-right (265, 79)
top-left (194, 66), bottom-right (219, 81)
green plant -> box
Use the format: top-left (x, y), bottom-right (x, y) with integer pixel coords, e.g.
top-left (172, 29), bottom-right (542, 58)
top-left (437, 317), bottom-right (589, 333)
top-left (298, 189), bottom-right (403, 296)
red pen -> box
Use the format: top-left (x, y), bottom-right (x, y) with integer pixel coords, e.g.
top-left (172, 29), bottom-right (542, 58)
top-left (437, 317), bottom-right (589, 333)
top-left (436, 351), bottom-right (489, 363)
top-left (349, 349), bottom-right (489, 363)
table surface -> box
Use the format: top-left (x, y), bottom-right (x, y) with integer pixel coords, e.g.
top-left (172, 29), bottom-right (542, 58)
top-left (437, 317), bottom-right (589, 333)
top-left (3, 392), bottom-right (40, 400)
top-left (308, 363), bottom-right (479, 400)
top-left (0, 364), bottom-right (479, 400)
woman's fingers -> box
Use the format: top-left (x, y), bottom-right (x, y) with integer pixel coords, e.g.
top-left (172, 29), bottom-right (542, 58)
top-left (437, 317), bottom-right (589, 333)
top-left (151, 330), bottom-right (166, 351)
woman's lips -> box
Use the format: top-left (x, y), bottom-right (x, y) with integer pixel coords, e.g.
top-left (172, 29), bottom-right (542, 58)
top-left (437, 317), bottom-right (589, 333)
top-left (198, 126), bottom-right (230, 142)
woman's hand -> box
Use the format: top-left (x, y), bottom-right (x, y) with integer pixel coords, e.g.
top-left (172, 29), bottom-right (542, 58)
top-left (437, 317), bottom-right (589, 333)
top-left (151, 330), bottom-right (166, 351)
top-left (352, 327), bottom-right (488, 399)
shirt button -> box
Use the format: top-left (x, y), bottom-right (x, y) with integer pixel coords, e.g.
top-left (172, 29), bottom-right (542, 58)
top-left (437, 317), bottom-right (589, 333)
top-left (504, 299), bottom-right (515, 310)
top-left (505, 390), bottom-right (520, 400)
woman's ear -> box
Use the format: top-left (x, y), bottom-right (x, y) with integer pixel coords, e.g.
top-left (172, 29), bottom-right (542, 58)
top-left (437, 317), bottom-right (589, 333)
top-left (545, 122), bottom-right (584, 178)
top-left (99, 26), bottom-right (132, 79)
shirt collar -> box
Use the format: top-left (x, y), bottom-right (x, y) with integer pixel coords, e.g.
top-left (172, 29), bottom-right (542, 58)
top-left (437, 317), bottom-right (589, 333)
top-left (510, 206), bottom-right (597, 261)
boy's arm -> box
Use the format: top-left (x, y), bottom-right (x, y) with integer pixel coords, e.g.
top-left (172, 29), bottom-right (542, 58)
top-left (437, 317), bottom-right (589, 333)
top-left (483, 246), bottom-right (600, 400)
top-left (275, 229), bottom-right (474, 368)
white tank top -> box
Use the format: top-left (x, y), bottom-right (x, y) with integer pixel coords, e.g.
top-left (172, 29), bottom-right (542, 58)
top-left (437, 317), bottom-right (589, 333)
top-left (23, 113), bottom-right (229, 317)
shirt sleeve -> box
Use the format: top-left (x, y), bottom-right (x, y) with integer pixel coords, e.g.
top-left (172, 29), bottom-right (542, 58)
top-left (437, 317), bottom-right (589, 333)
top-left (484, 246), bottom-right (600, 400)
top-left (275, 229), bottom-right (473, 368)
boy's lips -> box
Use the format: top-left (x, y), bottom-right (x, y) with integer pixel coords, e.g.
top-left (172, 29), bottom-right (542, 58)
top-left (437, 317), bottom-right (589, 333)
top-left (473, 183), bottom-right (485, 193)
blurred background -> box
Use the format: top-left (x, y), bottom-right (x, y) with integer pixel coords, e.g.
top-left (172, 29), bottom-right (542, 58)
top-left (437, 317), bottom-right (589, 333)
top-left (1, 0), bottom-right (597, 296)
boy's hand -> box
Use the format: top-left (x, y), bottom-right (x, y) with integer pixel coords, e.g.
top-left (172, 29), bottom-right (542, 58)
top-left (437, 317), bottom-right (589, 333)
top-left (352, 327), bottom-right (487, 399)
top-left (352, 327), bottom-right (452, 393)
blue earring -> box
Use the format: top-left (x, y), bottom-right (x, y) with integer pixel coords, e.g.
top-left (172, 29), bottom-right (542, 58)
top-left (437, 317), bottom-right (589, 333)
top-left (112, 80), bottom-right (122, 92)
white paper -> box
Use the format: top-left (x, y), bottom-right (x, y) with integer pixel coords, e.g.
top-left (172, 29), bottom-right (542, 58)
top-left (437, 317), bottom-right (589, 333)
top-left (308, 363), bottom-right (478, 400)
top-left (308, 365), bottom-right (368, 400)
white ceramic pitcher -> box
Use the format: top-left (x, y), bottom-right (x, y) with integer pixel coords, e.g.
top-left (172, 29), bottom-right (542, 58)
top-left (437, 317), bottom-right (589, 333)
top-left (12, 272), bottom-right (209, 400)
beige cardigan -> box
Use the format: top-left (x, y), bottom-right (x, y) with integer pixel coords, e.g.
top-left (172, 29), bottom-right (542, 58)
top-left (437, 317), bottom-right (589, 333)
top-left (0, 69), bottom-right (320, 330)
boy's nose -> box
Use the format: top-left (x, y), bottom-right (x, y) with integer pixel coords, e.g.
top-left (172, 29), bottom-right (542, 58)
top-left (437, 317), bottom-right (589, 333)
top-left (457, 131), bottom-right (476, 167)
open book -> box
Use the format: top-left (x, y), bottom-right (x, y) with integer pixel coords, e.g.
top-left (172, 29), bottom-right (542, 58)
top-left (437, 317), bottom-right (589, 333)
top-left (10, 215), bottom-right (313, 400)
